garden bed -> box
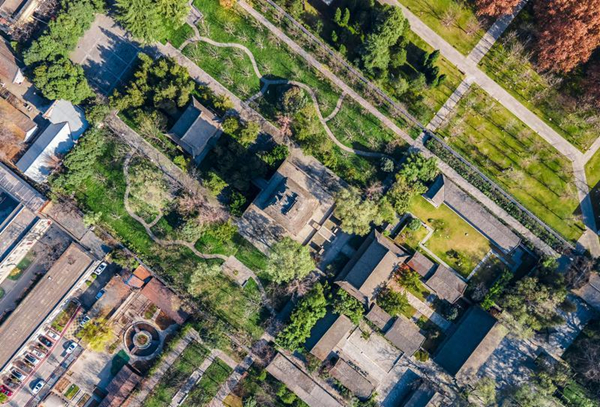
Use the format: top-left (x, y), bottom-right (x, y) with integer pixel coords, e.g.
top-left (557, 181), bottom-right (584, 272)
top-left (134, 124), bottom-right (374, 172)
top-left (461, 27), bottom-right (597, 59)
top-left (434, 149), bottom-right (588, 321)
top-left (51, 301), bottom-right (79, 333)
top-left (181, 358), bottom-right (233, 407)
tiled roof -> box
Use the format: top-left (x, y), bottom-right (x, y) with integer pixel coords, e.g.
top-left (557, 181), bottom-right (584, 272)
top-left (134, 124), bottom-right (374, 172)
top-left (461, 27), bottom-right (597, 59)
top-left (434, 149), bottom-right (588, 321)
top-left (140, 278), bottom-right (188, 324)
top-left (407, 252), bottom-right (436, 278)
top-left (384, 316), bottom-right (425, 357)
top-left (310, 314), bottom-right (354, 361)
top-left (99, 365), bottom-right (141, 407)
top-left (329, 358), bottom-right (377, 399)
top-left (425, 265), bottom-right (466, 304)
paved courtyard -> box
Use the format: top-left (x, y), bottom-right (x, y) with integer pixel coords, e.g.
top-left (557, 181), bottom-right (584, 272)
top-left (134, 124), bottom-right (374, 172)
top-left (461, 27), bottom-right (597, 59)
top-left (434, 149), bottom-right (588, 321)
top-left (70, 14), bottom-right (140, 95)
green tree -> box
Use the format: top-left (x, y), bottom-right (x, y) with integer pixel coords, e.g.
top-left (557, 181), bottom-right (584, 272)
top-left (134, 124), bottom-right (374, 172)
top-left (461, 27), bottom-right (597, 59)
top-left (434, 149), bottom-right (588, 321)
top-left (377, 287), bottom-right (410, 317)
top-left (342, 8), bottom-right (350, 26)
top-left (276, 283), bottom-right (328, 350)
top-left (397, 268), bottom-right (421, 292)
top-left (237, 121), bottom-right (260, 147)
top-left (221, 116), bottom-right (241, 134)
top-left (156, 0), bottom-right (189, 23)
top-left (260, 144), bottom-right (289, 168)
top-left (279, 86), bottom-right (307, 114)
top-left (78, 318), bottom-right (114, 351)
top-left (470, 377), bottom-right (497, 407)
top-left (204, 171), bottom-right (228, 196)
top-left (265, 237), bottom-right (315, 283)
top-left (0, 393), bottom-right (7, 403)
top-left (33, 57), bottom-right (94, 104)
top-left (334, 187), bottom-right (384, 235)
top-left (361, 5), bottom-right (407, 76)
top-left (85, 101), bottom-right (111, 126)
top-left (187, 262), bottom-right (222, 295)
top-left (398, 152), bottom-right (438, 183)
top-left (334, 7), bottom-right (342, 24)
top-left (386, 175), bottom-right (427, 214)
top-left (115, 0), bottom-right (164, 43)
top-left (333, 290), bottom-right (363, 324)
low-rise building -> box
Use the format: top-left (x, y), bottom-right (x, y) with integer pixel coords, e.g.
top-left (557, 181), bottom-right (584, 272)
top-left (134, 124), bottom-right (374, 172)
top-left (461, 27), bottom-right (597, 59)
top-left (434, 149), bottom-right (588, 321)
top-left (384, 316), bottom-right (425, 357)
top-left (98, 364), bottom-right (141, 407)
top-left (0, 38), bottom-right (24, 84)
top-left (424, 265), bottom-right (467, 304)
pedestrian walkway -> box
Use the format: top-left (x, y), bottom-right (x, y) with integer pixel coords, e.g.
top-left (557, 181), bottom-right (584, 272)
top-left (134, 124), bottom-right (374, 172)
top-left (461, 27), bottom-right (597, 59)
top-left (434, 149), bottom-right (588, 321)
top-left (390, 281), bottom-right (451, 331)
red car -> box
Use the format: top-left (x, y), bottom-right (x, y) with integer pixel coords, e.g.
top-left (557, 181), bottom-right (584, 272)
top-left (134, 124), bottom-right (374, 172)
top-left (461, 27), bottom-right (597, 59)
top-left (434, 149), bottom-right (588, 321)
top-left (0, 385), bottom-right (13, 397)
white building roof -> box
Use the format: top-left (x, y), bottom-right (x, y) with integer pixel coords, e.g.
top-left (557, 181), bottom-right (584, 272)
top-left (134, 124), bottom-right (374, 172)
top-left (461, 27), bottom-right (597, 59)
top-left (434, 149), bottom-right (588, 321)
top-left (17, 122), bottom-right (74, 183)
top-left (43, 100), bottom-right (88, 140)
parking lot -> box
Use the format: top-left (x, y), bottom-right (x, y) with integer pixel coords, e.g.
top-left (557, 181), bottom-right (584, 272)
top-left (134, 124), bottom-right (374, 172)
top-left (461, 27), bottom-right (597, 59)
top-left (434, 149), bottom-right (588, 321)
top-left (70, 14), bottom-right (140, 95)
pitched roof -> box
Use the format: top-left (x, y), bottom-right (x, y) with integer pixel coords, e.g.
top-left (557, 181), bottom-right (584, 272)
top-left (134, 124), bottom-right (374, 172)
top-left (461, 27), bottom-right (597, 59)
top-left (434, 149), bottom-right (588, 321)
top-left (43, 100), bottom-right (88, 139)
top-left (337, 231), bottom-right (409, 301)
top-left (426, 175), bottom-right (520, 253)
top-left (126, 265), bottom-right (152, 288)
top-left (435, 307), bottom-right (506, 379)
top-left (309, 314), bottom-right (354, 361)
top-left (267, 353), bottom-right (344, 407)
top-left (0, 38), bottom-right (23, 84)
top-left (384, 316), bottom-right (425, 356)
top-left (16, 122), bottom-right (74, 183)
top-left (407, 252), bottom-right (436, 278)
top-left (329, 358), bottom-right (377, 400)
top-left (574, 273), bottom-right (600, 312)
top-left (140, 278), bottom-right (188, 324)
top-left (0, 98), bottom-right (36, 138)
top-left (425, 265), bottom-right (466, 304)
top-left (99, 365), bottom-right (141, 407)
top-left (0, 161), bottom-right (47, 212)
top-left (422, 175), bottom-right (444, 208)
top-left (401, 381), bottom-right (437, 407)
top-left (365, 303), bottom-right (392, 330)
top-left (169, 98), bottom-right (221, 159)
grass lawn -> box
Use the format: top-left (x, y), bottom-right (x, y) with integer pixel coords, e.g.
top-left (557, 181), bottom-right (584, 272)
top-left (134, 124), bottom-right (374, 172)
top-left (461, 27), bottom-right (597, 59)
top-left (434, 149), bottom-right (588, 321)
top-left (196, 230), bottom-right (268, 272)
top-left (397, 0), bottom-right (487, 55)
top-left (235, 366), bottom-right (309, 407)
top-left (438, 85), bottom-right (584, 242)
top-left (585, 150), bottom-right (600, 226)
top-left (409, 195), bottom-right (490, 277)
top-left (53, 134), bottom-right (266, 339)
top-left (394, 220), bottom-right (430, 250)
top-left (479, 9), bottom-right (600, 152)
top-left (160, 21), bottom-right (195, 49)
top-left (64, 384), bottom-right (80, 400)
top-left (398, 274), bottom-right (431, 302)
top-left (182, 358), bottom-right (233, 407)
top-left (145, 342), bottom-right (210, 407)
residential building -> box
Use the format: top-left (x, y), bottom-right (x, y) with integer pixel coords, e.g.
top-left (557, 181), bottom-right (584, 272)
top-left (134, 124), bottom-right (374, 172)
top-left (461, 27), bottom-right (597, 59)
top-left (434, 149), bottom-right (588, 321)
top-left (0, 38), bottom-right (24, 84)
top-left (43, 99), bottom-right (88, 139)
top-left (308, 314), bottom-right (354, 361)
top-left (169, 97), bottom-right (221, 163)
top-left (0, 0), bottom-right (38, 31)
top-left (0, 98), bottom-right (36, 141)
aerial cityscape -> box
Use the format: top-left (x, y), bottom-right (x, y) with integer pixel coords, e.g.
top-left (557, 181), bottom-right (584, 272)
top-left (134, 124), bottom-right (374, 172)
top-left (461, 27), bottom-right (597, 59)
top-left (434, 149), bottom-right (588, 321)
top-left (0, 0), bottom-right (599, 405)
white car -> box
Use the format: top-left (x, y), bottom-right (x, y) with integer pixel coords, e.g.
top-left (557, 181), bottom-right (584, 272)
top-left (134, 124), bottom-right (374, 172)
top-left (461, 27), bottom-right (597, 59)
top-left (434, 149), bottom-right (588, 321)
top-left (30, 349), bottom-right (46, 359)
top-left (45, 330), bottom-right (60, 341)
top-left (79, 316), bottom-right (91, 326)
top-left (94, 262), bottom-right (107, 275)
top-left (32, 380), bottom-right (45, 395)
top-left (65, 342), bottom-right (78, 354)
top-left (24, 354), bottom-right (39, 366)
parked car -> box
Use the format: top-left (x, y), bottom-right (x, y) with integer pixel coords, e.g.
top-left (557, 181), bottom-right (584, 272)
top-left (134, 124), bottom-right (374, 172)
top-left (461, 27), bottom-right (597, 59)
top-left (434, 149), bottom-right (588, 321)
top-left (10, 370), bottom-right (25, 383)
top-left (0, 385), bottom-right (13, 397)
top-left (24, 354), bottom-right (39, 366)
top-left (45, 330), bottom-right (60, 341)
top-left (65, 342), bottom-right (78, 354)
top-left (30, 348), bottom-right (46, 359)
top-left (95, 289), bottom-right (106, 300)
top-left (79, 316), bottom-right (91, 326)
top-left (94, 262), bottom-right (107, 275)
top-left (31, 380), bottom-right (45, 395)
top-left (38, 336), bottom-right (53, 348)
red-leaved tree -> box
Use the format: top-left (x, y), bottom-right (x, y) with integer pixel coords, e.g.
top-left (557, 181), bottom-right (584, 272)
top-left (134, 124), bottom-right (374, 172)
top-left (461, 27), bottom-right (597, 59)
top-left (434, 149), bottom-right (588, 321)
top-left (534, 0), bottom-right (600, 73)
top-left (475, 0), bottom-right (521, 17)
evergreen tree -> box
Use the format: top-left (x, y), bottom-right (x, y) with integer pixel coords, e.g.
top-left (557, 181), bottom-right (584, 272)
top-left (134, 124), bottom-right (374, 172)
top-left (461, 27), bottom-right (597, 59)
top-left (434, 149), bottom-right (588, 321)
top-left (115, 0), bottom-right (164, 43)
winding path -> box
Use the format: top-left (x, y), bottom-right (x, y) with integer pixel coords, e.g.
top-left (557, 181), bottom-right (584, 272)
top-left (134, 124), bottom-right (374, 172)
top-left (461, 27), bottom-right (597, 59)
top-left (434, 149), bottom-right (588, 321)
top-left (184, 16), bottom-right (388, 160)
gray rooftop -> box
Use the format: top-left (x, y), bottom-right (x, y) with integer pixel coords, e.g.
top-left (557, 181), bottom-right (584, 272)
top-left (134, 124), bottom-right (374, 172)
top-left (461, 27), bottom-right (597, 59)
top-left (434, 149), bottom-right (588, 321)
top-left (170, 98), bottom-right (221, 159)
top-left (337, 231), bottom-right (409, 302)
top-left (0, 162), bottom-right (47, 212)
top-left (401, 381), bottom-right (437, 407)
top-left (309, 314), bottom-right (354, 361)
top-left (365, 303), bottom-right (392, 330)
top-left (384, 316), bottom-right (425, 357)
top-left (0, 37), bottom-right (21, 83)
top-left (407, 251), bottom-right (436, 278)
top-left (43, 100), bottom-right (88, 140)
top-left (425, 265), bottom-right (467, 304)
top-left (574, 273), bottom-right (600, 312)
top-left (425, 175), bottom-right (521, 254)
top-left (435, 307), bottom-right (506, 379)
top-left (329, 358), bottom-right (377, 400)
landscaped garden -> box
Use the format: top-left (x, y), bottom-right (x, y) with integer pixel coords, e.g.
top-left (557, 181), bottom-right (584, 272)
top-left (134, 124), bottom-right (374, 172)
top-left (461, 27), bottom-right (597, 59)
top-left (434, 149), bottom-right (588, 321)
top-left (144, 341), bottom-right (210, 407)
top-left (50, 130), bottom-right (267, 339)
top-left (478, 6), bottom-right (600, 152)
top-left (408, 194), bottom-right (490, 277)
top-left (232, 366), bottom-right (309, 407)
top-left (437, 85), bottom-right (584, 242)
top-left (181, 358), bottom-right (233, 407)
top-left (50, 301), bottom-right (79, 333)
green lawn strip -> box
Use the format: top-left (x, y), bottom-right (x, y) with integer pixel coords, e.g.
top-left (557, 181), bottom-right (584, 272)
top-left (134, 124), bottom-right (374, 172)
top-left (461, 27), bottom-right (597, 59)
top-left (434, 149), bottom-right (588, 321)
top-left (182, 358), bottom-right (234, 407)
top-left (64, 384), bottom-right (79, 399)
top-left (60, 136), bottom-right (265, 339)
top-left (438, 85), bottom-right (583, 242)
top-left (183, 40), bottom-right (261, 101)
top-left (585, 150), bottom-right (600, 226)
top-left (478, 14), bottom-right (598, 151)
top-left (402, 275), bottom-right (430, 302)
top-left (408, 195), bottom-right (490, 277)
top-left (396, 0), bottom-right (486, 55)
top-left (144, 342), bottom-right (210, 407)
top-left (196, 231), bottom-right (268, 272)
top-left (160, 21), bottom-right (195, 49)
top-left (394, 222), bottom-right (429, 250)
top-left (193, 0), bottom-right (340, 114)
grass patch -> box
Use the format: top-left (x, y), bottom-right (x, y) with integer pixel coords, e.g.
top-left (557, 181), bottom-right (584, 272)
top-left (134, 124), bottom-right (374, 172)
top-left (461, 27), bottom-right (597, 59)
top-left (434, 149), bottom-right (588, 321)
top-left (394, 221), bottom-right (430, 250)
top-left (50, 301), bottom-right (79, 333)
top-left (64, 384), bottom-right (80, 400)
top-left (586, 150), bottom-right (600, 189)
top-left (145, 341), bottom-right (210, 407)
top-left (438, 85), bottom-right (583, 242)
top-left (397, 0), bottom-right (486, 55)
top-left (160, 21), bottom-right (195, 49)
top-left (182, 358), bottom-right (233, 407)
top-left (479, 8), bottom-right (600, 152)
top-left (409, 194), bottom-right (490, 277)
top-left (196, 230), bottom-right (268, 272)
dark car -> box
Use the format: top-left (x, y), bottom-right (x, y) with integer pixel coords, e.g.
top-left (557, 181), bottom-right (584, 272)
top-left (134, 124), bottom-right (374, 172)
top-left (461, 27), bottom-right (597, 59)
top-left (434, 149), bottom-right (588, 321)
top-left (38, 336), bottom-right (53, 348)
top-left (0, 385), bottom-right (12, 397)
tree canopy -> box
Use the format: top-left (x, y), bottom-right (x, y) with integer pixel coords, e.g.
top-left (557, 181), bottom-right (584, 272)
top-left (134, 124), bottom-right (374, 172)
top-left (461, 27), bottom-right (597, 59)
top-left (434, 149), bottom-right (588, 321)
top-left (377, 287), bottom-right (410, 317)
top-left (33, 57), bottom-right (94, 105)
top-left (475, 0), bottom-right (520, 17)
top-left (334, 187), bottom-right (395, 235)
top-left (115, 0), bottom-right (189, 43)
top-left (77, 318), bottom-right (114, 351)
top-left (332, 289), bottom-right (364, 324)
top-left (265, 237), bottom-right (315, 283)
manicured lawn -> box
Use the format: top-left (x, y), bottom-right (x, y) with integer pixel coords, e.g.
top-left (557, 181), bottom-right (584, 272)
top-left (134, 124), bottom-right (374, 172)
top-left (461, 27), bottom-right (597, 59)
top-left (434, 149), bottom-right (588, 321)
top-left (145, 342), bottom-right (210, 407)
top-left (64, 384), bottom-right (79, 400)
top-left (53, 134), bottom-right (266, 339)
top-left (397, 0), bottom-right (487, 55)
top-left (394, 220), bottom-right (430, 250)
top-left (438, 85), bottom-right (584, 242)
top-left (409, 195), bottom-right (490, 277)
top-left (160, 21), bottom-right (195, 49)
top-left (479, 10), bottom-right (599, 152)
top-left (196, 230), bottom-right (268, 272)
top-left (182, 358), bottom-right (233, 407)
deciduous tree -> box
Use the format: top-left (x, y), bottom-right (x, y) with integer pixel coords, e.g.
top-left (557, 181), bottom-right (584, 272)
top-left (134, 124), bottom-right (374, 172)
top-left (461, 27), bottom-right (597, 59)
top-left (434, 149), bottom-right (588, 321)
top-left (265, 237), bottom-right (315, 283)
top-left (534, 0), bottom-right (600, 73)
top-left (475, 0), bottom-right (520, 17)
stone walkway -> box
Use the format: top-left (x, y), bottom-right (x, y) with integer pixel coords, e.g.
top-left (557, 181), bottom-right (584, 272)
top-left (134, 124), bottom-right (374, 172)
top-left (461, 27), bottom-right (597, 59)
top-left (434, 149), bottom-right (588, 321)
top-left (389, 281), bottom-right (451, 331)
top-left (208, 354), bottom-right (254, 407)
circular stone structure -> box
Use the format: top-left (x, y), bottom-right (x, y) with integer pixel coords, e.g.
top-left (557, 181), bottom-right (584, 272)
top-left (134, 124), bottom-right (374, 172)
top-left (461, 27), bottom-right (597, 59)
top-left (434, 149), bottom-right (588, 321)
top-left (124, 322), bottom-right (161, 357)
